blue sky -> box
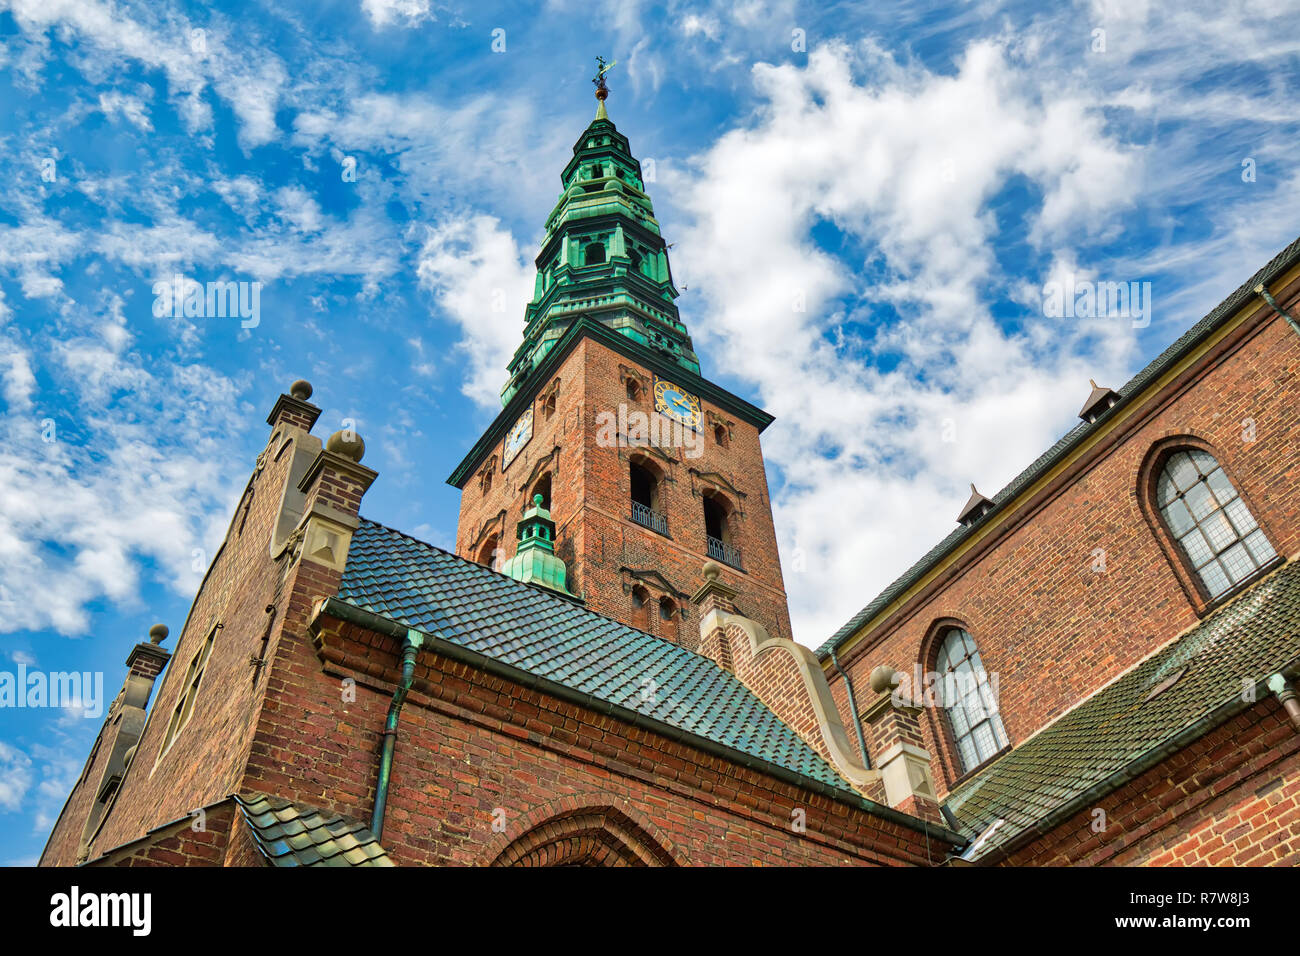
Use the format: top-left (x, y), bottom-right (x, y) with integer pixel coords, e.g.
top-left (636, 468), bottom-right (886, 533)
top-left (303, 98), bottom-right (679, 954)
top-left (1, 0), bottom-right (1298, 864)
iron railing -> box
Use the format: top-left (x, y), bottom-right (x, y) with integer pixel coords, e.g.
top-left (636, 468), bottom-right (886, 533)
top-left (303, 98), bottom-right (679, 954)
top-left (631, 501), bottom-right (669, 536)
top-left (707, 535), bottom-right (743, 570)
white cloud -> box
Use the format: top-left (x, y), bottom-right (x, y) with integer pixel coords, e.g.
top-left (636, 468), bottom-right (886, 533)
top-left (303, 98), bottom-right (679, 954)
top-left (0, 742), bottom-right (34, 812)
top-left (96, 90), bottom-right (152, 131)
top-left (362, 0), bottom-right (433, 28)
top-left (0, 293), bottom-right (248, 636)
top-left (415, 215), bottom-right (534, 408)
top-left (671, 40), bottom-right (1146, 644)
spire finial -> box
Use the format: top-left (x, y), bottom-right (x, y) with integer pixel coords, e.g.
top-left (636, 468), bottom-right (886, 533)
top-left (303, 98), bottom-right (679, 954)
top-left (593, 55), bottom-right (616, 119)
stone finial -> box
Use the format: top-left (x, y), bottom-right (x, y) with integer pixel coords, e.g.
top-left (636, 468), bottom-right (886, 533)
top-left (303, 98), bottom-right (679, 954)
top-left (326, 429), bottom-right (366, 463)
top-left (869, 664), bottom-right (898, 694)
top-left (534, 493), bottom-right (544, 507)
top-left (290, 379), bottom-right (313, 400)
top-left (148, 623), bottom-right (168, 645)
top-left (702, 560), bottom-right (722, 583)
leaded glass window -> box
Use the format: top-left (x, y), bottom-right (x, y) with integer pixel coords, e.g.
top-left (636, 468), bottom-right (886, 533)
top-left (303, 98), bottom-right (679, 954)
top-left (1156, 450), bottom-right (1275, 600)
top-left (937, 628), bottom-right (1008, 773)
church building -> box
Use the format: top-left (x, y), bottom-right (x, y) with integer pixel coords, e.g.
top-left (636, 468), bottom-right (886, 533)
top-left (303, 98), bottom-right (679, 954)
top-left (38, 77), bottom-right (1300, 867)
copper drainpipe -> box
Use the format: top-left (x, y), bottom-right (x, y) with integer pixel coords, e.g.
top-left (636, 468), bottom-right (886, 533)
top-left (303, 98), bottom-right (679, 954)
top-left (1255, 283), bottom-right (1300, 338)
top-left (1267, 673), bottom-right (1300, 732)
top-left (371, 628), bottom-right (424, 840)
top-left (830, 648), bottom-right (871, 770)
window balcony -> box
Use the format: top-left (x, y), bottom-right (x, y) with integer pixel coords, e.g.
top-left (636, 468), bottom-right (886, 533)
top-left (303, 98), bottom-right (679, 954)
top-left (706, 535), bottom-right (743, 571)
top-left (631, 501), bottom-right (669, 536)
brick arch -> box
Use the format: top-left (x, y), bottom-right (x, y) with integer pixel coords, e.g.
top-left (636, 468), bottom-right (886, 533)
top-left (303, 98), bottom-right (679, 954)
top-left (1135, 432), bottom-right (1280, 613)
top-left (482, 796), bottom-right (686, 867)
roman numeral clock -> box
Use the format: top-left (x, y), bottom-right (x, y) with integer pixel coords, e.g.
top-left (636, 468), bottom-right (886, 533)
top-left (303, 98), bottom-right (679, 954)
top-left (653, 376), bottom-right (701, 429)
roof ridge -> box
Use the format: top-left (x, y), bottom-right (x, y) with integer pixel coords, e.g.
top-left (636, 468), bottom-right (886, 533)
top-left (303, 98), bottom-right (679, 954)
top-left (817, 231), bottom-right (1300, 657)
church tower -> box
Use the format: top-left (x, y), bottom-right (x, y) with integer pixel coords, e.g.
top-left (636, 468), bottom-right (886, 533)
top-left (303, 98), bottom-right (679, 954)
top-left (449, 65), bottom-right (793, 648)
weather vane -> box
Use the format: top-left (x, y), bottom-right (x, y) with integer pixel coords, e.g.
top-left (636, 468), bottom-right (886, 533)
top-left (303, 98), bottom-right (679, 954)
top-left (593, 56), bottom-right (616, 101)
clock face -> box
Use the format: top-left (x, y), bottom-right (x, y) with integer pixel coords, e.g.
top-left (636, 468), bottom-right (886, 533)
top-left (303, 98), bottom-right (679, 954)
top-left (502, 406), bottom-right (533, 471)
top-left (653, 376), bottom-right (702, 429)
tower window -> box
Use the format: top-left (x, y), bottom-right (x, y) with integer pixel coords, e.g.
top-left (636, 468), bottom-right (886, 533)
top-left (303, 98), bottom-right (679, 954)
top-left (713, 424), bottom-right (729, 448)
top-left (631, 585), bottom-right (650, 631)
top-left (630, 460), bottom-right (668, 535)
top-left (477, 534), bottom-right (501, 571)
top-left (658, 597), bottom-right (675, 621)
top-left (936, 627), bottom-right (1008, 774)
top-left (626, 379), bottom-right (641, 401)
top-left (703, 493), bottom-right (742, 569)
top-left (531, 474), bottom-right (552, 511)
top-left (1155, 449), bottom-right (1276, 600)
top-left (583, 242), bottom-right (606, 266)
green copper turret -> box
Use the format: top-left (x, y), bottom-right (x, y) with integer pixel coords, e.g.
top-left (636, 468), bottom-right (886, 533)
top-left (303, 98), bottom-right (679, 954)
top-left (500, 74), bottom-right (699, 405)
top-left (500, 495), bottom-right (579, 597)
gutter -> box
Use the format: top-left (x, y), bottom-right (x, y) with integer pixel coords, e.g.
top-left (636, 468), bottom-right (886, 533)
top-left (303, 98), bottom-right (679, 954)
top-left (315, 596), bottom-right (963, 846)
top-left (370, 628), bottom-right (424, 841)
top-left (974, 654), bottom-right (1300, 865)
top-left (829, 648), bottom-right (871, 770)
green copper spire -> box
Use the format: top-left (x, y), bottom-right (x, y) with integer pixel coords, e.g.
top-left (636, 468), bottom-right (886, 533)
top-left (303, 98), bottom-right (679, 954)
top-left (500, 494), bottom-right (578, 597)
top-left (500, 58), bottom-right (699, 404)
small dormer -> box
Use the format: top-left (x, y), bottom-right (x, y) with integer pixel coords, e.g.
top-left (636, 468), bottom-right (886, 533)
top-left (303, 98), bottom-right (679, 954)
top-left (957, 484), bottom-right (995, 527)
top-left (1078, 379), bottom-right (1120, 423)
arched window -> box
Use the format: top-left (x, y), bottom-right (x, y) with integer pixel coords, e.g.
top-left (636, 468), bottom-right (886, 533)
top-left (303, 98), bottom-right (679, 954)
top-left (631, 585), bottom-right (650, 631)
top-left (703, 493), bottom-right (742, 569)
top-left (583, 242), bottom-right (606, 266)
top-left (629, 459), bottom-right (667, 534)
top-left (658, 597), bottom-right (675, 621)
top-left (1156, 449), bottom-right (1276, 600)
top-left (626, 378), bottom-right (641, 401)
top-left (713, 424), bottom-right (729, 448)
top-left (531, 474), bottom-right (552, 511)
top-left (937, 627), bottom-right (1008, 774)
top-left (541, 392), bottom-right (557, 421)
top-left (477, 534), bottom-right (500, 571)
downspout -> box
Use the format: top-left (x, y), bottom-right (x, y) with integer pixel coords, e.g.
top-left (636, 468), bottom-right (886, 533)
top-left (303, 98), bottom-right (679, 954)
top-left (1266, 673), bottom-right (1300, 732)
top-left (1254, 283), bottom-right (1300, 338)
top-left (371, 628), bottom-right (424, 841)
top-left (830, 648), bottom-right (871, 770)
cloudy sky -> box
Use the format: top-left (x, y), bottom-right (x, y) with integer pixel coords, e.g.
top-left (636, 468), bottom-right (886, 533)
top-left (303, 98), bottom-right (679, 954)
top-left (1, 0), bottom-right (1298, 863)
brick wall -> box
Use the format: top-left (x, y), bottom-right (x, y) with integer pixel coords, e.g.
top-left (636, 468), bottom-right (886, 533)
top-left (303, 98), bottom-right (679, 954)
top-left (40, 395), bottom-right (328, 866)
top-left (454, 337), bottom-right (794, 647)
top-left (830, 289), bottom-right (1300, 799)
top-left (244, 611), bottom-right (953, 866)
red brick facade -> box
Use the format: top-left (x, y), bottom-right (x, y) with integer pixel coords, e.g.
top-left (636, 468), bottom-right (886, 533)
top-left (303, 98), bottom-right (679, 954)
top-left (828, 270), bottom-right (1300, 801)
top-left (40, 371), bottom-right (951, 867)
top-left (454, 337), bottom-right (794, 648)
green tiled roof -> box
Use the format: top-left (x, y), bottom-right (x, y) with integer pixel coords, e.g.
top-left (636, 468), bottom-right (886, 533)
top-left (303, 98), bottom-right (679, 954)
top-left (818, 232), bottom-right (1300, 658)
top-left (945, 560), bottom-right (1300, 861)
top-left (234, 793), bottom-right (394, 866)
top-left (337, 519), bottom-right (858, 795)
